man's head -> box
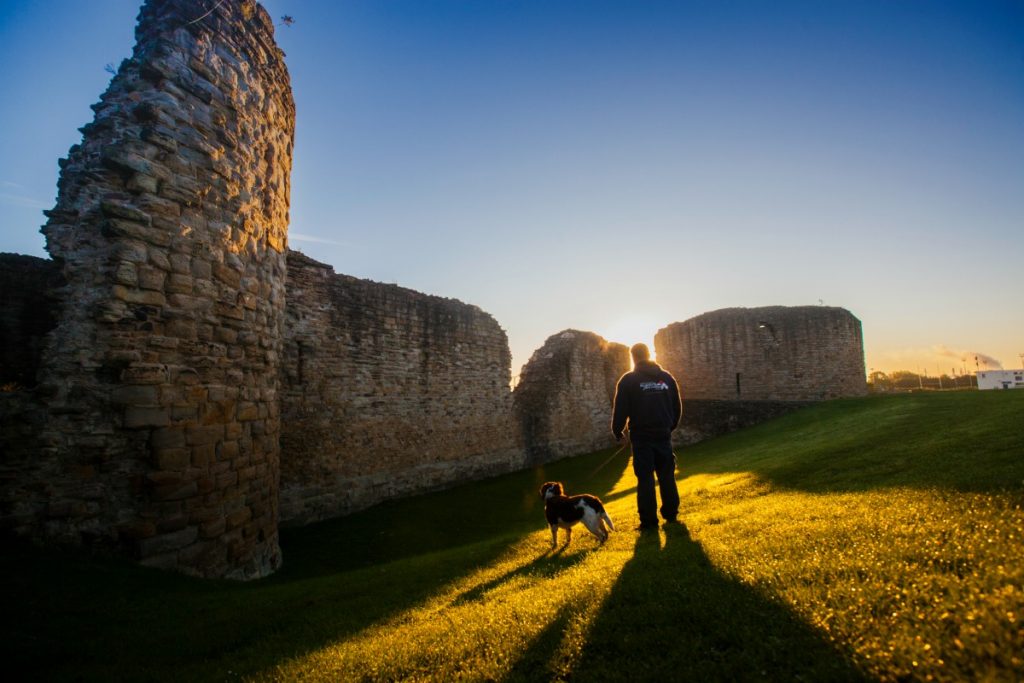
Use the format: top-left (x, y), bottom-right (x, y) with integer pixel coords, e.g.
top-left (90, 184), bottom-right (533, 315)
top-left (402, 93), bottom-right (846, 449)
top-left (630, 343), bottom-right (650, 365)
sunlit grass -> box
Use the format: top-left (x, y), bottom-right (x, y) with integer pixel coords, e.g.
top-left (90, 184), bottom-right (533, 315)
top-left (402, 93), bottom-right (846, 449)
top-left (2, 391), bottom-right (1022, 681)
top-left (260, 535), bottom-right (629, 681)
top-left (687, 478), bottom-right (1024, 680)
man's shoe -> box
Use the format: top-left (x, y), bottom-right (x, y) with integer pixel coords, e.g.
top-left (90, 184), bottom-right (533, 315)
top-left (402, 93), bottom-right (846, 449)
top-left (635, 522), bottom-right (658, 532)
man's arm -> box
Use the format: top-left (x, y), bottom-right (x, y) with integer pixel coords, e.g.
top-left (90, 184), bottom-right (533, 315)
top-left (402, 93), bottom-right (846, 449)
top-left (668, 374), bottom-right (682, 431)
top-left (611, 377), bottom-right (629, 440)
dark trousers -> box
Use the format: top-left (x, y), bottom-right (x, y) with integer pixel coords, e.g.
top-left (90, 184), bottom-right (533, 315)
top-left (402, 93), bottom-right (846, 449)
top-left (631, 438), bottom-right (680, 525)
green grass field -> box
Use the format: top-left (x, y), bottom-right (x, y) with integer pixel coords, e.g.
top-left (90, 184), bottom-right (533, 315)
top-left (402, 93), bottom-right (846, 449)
top-left (2, 391), bottom-right (1022, 681)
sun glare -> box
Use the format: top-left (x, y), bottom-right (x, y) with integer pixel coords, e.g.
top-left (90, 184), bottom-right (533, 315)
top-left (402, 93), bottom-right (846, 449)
top-left (602, 315), bottom-right (662, 363)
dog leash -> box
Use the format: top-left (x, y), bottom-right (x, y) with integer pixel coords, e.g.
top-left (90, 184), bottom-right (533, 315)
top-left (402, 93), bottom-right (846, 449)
top-left (586, 436), bottom-right (630, 481)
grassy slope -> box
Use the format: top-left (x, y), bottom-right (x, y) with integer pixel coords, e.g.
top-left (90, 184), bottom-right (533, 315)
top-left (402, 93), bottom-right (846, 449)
top-left (1, 391), bottom-right (1022, 681)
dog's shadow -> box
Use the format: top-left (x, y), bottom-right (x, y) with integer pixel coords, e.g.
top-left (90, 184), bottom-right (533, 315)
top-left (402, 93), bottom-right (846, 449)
top-left (451, 545), bottom-right (592, 607)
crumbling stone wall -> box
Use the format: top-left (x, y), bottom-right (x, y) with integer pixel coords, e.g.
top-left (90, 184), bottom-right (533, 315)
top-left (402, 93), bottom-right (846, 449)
top-left (513, 330), bottom-right (629, 464)
top-left (0, 254), bottom-right (63, 388)
top-left (0, 0), bottom-right (295, 579)
top-left (656, 306), bottom-right (867, 401)
top-left (279, 252), bottom-right (524, 524)
top-left (675, 399), bottom-right (813, 445)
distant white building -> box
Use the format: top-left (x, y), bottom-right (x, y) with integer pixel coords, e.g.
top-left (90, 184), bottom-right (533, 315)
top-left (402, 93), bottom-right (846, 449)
top-left (976, 369), bottom-right (1024, 390)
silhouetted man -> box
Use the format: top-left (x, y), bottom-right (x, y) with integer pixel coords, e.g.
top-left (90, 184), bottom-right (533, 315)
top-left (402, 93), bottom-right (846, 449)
top-left (611, 343), bottom-right (682, 530)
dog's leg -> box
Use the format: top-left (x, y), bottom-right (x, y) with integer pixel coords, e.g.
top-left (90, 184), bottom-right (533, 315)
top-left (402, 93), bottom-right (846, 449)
top-left (564, 527), bottom-right (572, 546)
top-left (549, 525), bottom-right (558, 547)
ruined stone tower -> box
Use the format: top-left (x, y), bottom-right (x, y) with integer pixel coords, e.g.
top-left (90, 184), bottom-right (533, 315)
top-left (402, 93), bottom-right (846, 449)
top-left (655, 306), bottom-right (867, 401)
top-left (8, 0), bottom-right (294, 578)
top-left (513, 330), bottom-right (629, 463)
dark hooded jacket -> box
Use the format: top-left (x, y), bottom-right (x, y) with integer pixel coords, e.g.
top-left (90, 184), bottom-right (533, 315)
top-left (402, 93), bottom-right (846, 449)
top-left (611, 360), bottom-right (682, 442)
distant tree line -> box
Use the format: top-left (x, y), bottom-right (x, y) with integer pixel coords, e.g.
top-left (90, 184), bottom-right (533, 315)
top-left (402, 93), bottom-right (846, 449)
top-left (867, 370), bottom-right (977, 393)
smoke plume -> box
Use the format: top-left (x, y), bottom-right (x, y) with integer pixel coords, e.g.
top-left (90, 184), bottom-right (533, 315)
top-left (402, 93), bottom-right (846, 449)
top-left (934, 345), bottom-right (1002, 370)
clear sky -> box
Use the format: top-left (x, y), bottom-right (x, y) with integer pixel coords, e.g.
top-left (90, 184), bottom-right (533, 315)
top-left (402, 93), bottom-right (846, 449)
top-left (2, 1), bottom-right (1022, 378)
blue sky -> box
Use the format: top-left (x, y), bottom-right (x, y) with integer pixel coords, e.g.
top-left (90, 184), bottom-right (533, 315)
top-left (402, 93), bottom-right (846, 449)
top-left (2, 1), bottom-right (1022, 377)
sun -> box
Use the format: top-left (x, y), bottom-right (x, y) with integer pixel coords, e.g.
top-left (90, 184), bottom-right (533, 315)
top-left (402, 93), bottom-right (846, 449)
top-left (601, 315), bottom-right (663, 361)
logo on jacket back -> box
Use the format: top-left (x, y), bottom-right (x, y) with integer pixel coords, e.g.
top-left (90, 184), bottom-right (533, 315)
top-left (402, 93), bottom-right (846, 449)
top-left (640, 381), bottom-right (669, 392)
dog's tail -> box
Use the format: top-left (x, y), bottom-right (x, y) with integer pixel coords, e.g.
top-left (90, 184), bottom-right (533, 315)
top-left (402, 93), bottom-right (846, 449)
top-left (602, 512), bottom-right (615, 532)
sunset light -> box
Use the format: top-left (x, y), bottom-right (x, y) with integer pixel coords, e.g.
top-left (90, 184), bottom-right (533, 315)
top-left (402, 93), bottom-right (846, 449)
top-left (600, 314), bottom-right (664, 361)
top-left (0, 1), bottom-right (1021, 680)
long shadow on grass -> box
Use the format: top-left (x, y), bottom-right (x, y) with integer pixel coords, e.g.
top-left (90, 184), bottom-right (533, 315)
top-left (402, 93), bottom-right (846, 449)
top-left (223, 449), bottom-right (633, 680)
top-left (451, 545), bottom-right (592, 607)
top-left (507, 525), bottom-right (871, 682)
top-left (276, 446), bottom-right (632, 579)
top-left (2, 449), bottom-right (631, 683)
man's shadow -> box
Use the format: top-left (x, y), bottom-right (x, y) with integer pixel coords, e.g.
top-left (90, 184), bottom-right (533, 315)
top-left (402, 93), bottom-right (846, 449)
top-left (503, 524), bottom-right (870, 681)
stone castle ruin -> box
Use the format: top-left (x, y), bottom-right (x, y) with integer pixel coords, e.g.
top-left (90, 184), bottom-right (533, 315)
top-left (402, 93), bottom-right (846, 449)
top-left (0, 0), bottom-right (866, 578)
top-left (656, 307), bottom-right (868, 402)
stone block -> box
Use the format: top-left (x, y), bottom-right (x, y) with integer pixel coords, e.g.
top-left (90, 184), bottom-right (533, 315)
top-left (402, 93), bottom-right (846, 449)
top-left (217, 440), bottom-right (239, 459)
top-left (122, 364), bottom-right (168, 385)
top-left (127, 172), bottom-right (160, 194)
top-left (148, 248), bottom-right (171, 272)
top-left (167, 273), bottom-right (194, 294)
top-left (138, 267), bottom-right (166, 291)
top-left (151, 426), bottom-right (186, 449)
top-left (155, 448), bottom-right (190, 472)
top-left (215, 301), bottom-right (245, 321)
top-left (215, 471), bottom-right (238, 488)
top-left (100, 198), bottom-right (152, 225)
top-left (226, 506), bottom-right (252, 530)
top-left (153, 480), bottom-right (199, 501)
top-left (124, 406), bottom-right (170, 429)
top-left (138, 526), bottom-right (198, 557)
top-left (156, 515), bottom-right (189, 533)
top-left (111, 385), bottom-right (159, 406)
top-left (192, 444), bottom-right (215, 469)
top-left (169, 253), bottom-right (191, 274)
top-left (115, 241), bottom-right (150, 264)
top-left (112, 285), bottom-right (166, 306)
top-left (236, 402), bottom-right (259, 421)
top-left (117, 521), bottom-right (157, 541)
top-left (200, 517), bottom-right (226, 539)
top-left (190, 259), bottom-right (212, 280)
top-left (187, 425), bottom-right (224, 447)
top-left (212, 262), bottom-right (241, 288)
top-left (114, 261), bottom-right (138, 286)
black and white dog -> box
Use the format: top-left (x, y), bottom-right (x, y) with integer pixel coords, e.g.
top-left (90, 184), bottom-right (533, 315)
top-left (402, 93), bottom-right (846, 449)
top-left (539, 481), bottom-right (615, 547)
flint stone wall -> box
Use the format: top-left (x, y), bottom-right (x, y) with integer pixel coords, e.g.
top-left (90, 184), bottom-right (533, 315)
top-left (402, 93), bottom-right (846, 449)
top-left (656, 306), bottom-right (867, 402)
top-left (0, 0), bottom-right (295, 579)
top-left (279, 252), bottom-right (525, 525)
top-left (513, 330), bottom-right (629, 464)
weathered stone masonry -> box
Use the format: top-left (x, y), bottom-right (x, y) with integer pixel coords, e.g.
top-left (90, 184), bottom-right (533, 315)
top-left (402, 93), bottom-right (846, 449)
top-left (0, 0), bottom-right (627, 577)
top-left (656, 306), bottom-right (867, 402)
top-left (279, 252), bottom-right (524, 525)
top-left (0, 0), bottom-right (870, 580)
top-left (2, 0), bottom-right (295, 579)
top-left (513, 330), bottom-right (628, 465)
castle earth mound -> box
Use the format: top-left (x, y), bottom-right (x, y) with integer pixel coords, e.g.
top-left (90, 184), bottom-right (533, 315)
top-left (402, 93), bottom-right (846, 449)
top-left (0, 0), bottom-right (295, 579)
top-left (655, 306), bottom-right (867, 402)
